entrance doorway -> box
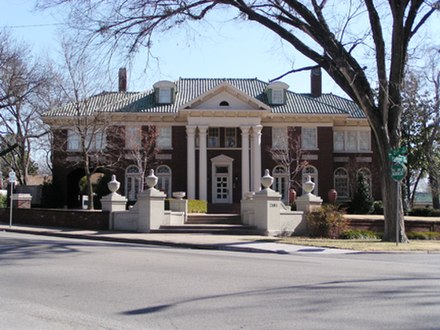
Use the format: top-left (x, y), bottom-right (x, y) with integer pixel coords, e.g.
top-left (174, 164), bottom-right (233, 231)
top-left (211, 154), bottom-right (234, 204)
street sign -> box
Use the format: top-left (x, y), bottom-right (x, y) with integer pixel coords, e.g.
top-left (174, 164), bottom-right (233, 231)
top-left (391, 163), bottom-right (407, 182)
top-left (388, 147), bottom-right (408, 164)
top-left (8, 170), bottom-right (16, 183)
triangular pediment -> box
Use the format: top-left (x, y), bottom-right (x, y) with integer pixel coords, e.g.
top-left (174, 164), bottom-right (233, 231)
top-left (211, 154), bottom-right (234, 164)
top-left (180, 82), bottom-right (270, 111)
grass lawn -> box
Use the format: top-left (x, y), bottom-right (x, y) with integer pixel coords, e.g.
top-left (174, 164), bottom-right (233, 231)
top-left (278, 237), bottom-right (440, 252)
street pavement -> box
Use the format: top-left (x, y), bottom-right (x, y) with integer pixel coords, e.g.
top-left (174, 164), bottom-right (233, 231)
top-left (0, 223), bottom-right (355, 255)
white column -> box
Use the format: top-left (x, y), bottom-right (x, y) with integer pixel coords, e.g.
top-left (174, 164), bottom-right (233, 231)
top-left (241, 126), bottom-right (250, 197)
top-left (186, 126), bottom-right (196, 199)
top-left (252, 125), bottom-right (263, 192)
top-left (198, 126), bottom-right (208, 201)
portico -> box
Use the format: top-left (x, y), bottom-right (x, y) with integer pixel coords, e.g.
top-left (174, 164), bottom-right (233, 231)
top-left (185, 119), bottom-right (264, 203)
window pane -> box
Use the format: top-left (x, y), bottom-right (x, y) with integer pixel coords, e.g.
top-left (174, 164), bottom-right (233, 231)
top-left (126, 127), bottom-right (141, 149)
top-left (302, 127), bottom-right (317, 149)
top-left (208, 128), bottom-right (220, 147)
top-left (272, 127), bottom-right (287, 149)
top-left (158, 88), bottom-right (171, 103)
top-left (67, 130), bottom-right (80, 151)
top-left (272, 89), bottom-right (284, 104)
top-left (359, 131), bottom-right (371, 151)
top-left (334, 131), bottom-right (344, 151)
top-left (225, 128), bottom-right (237, 147)
top-left (346, 131), bottom-right (357, 151)
top-left (334, 168), bottom-right (349, 198)
top-left (157, 127), bottom-right (172, 148)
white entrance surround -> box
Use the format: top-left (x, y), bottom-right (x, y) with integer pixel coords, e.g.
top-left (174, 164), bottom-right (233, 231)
top-left (185, 117), bottom-right (262, 203)
top-left (211, 154), bottom-right (234, 203)
top-left (198, 126), bottom-right (208, 201)
top-left (186, 125), bottom-right (196, 199)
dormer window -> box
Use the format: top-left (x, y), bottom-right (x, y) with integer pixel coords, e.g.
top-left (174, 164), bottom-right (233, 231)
top-left (153, 80), bottom-right (176, 104)
top-left (266, 81), bottom-right (289, 105)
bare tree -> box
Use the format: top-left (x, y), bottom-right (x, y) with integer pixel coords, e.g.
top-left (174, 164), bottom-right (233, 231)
top-left (122, 125), bottom-right (159, 192)
top-left (38, 1), bottom-right (440, 241)
top-left (51, 40), bottom-right (123, 209)
top-left (0, 30), bottom-right (57, 185)
top-left (268, 128), bottom-right (308, 199)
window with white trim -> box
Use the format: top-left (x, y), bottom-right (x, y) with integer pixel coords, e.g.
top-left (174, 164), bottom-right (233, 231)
top-left (334, 168), bottom-right (349, 198)
top-left (273, 165), bottom-right (289, 203)
top-left (67, 130), bottom-right (80, 151)
top-left (125, 126), bottom-right (141, 149)
top-left (158, 88), bottom-right (171, 104)
top-left (271, 89), bottom-right (284, 104)
top-left (225, 128), bottom-right (237, 148)
top-left (357, 167), bottom-right (372, 196)
top-left (272, 127), bottom-right (288, 149)
top-left (302, 127), bottom-right (317, 149)
top-left (125, 165), bottom-right (141, 201)
top-left (208, 127), bottom-right (220, 148)
top-left (156, 165), bottom-right (172, 197)
top-left (67, 130), bottom-right (106, 151)
top-left (333, 129), bottom-right (371, 152)
top-left (157, 127), bottom-right (172, 149)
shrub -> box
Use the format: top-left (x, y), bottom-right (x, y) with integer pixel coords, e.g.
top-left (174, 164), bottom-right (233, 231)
top-left (409, 207), bottom-right (440, 217)
top-left (40, 181), bottom-right (64, 208)
top-left (407, 231), bottom-right (440, 240)
top-left (340, 229), bottom-right (381, 240)
top-left (372, 200), bottom-right (384, 215)
top-left (307, 204), bottom-right (348, 238)
top-left (188, 199), bottom-right (207, 213)
top-left (348, 173), bottom-right (374, 214)
top-left (0, 194), bottom-right (7, 208)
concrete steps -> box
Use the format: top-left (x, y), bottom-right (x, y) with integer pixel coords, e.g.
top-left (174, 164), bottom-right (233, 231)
top-left (156, 213), bottom-right (260, 235)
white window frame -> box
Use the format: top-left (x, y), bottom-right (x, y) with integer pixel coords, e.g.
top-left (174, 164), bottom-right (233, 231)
top-left (271, 89), bottom-right (284, 104)
top-left (272, 127), bottom-right (288, 150)
top-left (224, 128), bottom-right (237, 148)
top-left (158, 87), bottom-right (171, 104)
top-left (125, 165), bottom-right (142, 201)
top-left (125, 126), bottom-right (142, 149)
top-left (334, 167), bottom-right (349, 198)
top-left (156, 165), bottom-right (172, 197)
top-left (333, 129), bottom-right (371, 152)
top-left (208, 127), bottom-right (220, 148)
top-left (157, 126), bottom-right (172, 149)
top-left (302, 127), bottom-right (317, 150)
top-left (67, 130), bottom-right (81, 151)
top-left (273, 165), bottom-right (289, 204)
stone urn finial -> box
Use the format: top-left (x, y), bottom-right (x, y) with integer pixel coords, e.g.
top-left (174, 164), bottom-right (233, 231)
top-left (107, 175), bottom-right (120, 194)
top-left (303, 175), bottom-right (315, 195)
top-left (146, 169), bottom-right (158, 189)
top-left (261, 169), bottom-right (274, 189)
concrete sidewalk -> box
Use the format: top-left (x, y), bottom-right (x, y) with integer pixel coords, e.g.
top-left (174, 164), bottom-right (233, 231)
top-left (0, 223), bottom-right (355, 255)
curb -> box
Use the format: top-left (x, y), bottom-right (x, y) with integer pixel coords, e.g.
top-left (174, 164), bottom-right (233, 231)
top-left (1, 227), bottom-right (281, 255)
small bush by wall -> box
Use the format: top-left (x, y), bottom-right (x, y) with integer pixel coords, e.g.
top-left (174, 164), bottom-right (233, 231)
top-left (307, 204), bottom-right (348, 239)
top-left (188, 200), bottom-right (207, 213)
top-left (408, 207), bottom-right (440, 217)
top-left (0, 195), bottom-right (7, 208)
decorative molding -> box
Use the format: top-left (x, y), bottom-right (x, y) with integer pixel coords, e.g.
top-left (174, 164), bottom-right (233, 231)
top-left (333, 157), bottom-right (349, 162)
top-left (356, 157), bottom-right (372, 163)
top-left (156, 154), bottom-right (172, 160)
top-left (302, 154), bottom-right (318, 160)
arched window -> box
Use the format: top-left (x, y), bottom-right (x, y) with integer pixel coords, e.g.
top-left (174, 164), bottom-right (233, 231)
top-left (125, 165), bottom-right (141, 202)
top-left (156, 165), bottom-right (172, 197)
top-left (302, 165), bottom-right (318, 195)
top-left (357, 168), bottom-right (372, 196)
top-left (219, 100), bottom-right (230, 106)
top-left (334, 168), bottom-right (349, 198)
top-left (273, 165), bottom-right (289, 204)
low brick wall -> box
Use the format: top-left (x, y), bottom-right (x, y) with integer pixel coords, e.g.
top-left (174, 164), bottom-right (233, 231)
top-left (0, 208), bottom-right (109, 230)
top-left (348, 217), bottom-right (440, 233)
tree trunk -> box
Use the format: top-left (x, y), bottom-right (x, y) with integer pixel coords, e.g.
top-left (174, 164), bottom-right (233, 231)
top-left (381, 160), bottom-right (408, 242)
top-left (429, 174), bottom-right (440, 209)
top-left (86, 172), bottom-right (94, 210)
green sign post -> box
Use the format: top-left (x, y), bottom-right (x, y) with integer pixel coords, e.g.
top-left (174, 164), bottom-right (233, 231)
top-left (391, 163), bottom-right (407, 182)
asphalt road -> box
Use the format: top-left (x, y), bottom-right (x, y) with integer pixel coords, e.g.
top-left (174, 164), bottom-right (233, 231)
top-left (1, 232), bottom-right (440, 330)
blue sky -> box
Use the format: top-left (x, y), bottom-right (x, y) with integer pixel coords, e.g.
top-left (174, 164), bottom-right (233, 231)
top-left (0, 0), bottom-right (346, 96)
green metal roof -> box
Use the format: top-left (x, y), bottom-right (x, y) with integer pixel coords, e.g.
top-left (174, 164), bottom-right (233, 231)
top-left (44, 78), bottom-right (365, 118)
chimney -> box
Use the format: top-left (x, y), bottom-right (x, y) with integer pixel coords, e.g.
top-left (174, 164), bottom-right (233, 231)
top-left (118, 67), bottom-right (127, 92)
top-left (311, 67), bottom-right (322, 97)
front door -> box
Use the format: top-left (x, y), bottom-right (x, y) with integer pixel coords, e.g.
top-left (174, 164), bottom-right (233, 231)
top-left (211, 154), bottom-right (234, 204)
top-left (213, 166), bottom-right (230, 203)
